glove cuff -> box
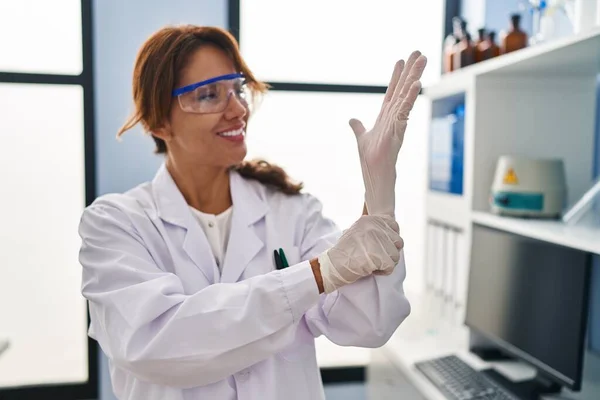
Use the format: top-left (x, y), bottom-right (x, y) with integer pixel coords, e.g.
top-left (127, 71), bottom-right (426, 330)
top-left (317, 251), bottom-right (337, 294)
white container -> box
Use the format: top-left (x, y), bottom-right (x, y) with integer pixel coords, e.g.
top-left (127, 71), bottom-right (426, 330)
top-left (490, 156), bottom-right (567, 218)
top-left (570, 0), bottom-right (598, 33)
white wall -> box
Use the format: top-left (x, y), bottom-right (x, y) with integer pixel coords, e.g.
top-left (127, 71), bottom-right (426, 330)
top-left (91, 1), bottom-right (227, 398)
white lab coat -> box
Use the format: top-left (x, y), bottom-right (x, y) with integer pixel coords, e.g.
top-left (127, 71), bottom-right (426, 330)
top-left (79, 164), bottom-right (410, 400)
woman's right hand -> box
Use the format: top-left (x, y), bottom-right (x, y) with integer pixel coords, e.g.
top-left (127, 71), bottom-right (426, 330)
top-left (314, 215), bottom-right (404, 294)
top-left (349, 52), bottom-right (427, 218)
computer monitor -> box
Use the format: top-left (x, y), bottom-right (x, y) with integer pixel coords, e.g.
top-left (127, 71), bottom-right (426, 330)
top-left (465, 224), bottom-right (591, 395)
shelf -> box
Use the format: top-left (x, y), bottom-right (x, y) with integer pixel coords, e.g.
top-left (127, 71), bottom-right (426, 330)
top-left (426, 191), bottom-right (469, 229)
top-left (423, 27), bottom-right (600, 100)
top-left (471, 211), bottom-right (600, 255)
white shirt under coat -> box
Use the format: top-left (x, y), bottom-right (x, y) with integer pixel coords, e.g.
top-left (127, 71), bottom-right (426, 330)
top-left (78, 163), bottom-right (411, 400)
top-left (189, 206), bottom-right (233, 270)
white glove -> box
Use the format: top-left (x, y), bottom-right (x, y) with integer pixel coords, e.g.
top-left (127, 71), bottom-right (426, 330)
top-left (350, 51), bottom-right (428, 217)
top-left (318, 215), bottom-right (404, 294)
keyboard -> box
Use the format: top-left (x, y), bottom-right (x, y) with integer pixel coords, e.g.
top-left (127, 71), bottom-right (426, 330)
top-left (415, 355), bottom-right (520, 400)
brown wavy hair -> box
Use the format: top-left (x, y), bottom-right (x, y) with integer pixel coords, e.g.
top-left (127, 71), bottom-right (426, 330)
top-left (117, 25), bottom-right (303, 195)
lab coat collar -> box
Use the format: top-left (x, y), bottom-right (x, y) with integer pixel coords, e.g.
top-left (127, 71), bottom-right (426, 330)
top-left (221, 171), bottom-right (268, 283)
top-left (151, 163), bottom-right (268, 283)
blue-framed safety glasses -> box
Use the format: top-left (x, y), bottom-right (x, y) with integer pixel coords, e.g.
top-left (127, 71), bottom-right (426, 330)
top-left (172, 73), bottom-right (250, 114)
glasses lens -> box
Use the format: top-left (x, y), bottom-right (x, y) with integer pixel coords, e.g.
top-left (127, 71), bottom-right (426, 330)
top-left (178, 78), bottom-right (250, 114)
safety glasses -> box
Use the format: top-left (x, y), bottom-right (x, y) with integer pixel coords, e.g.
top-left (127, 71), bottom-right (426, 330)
top-left (172, 73), bottom-right (251, 114)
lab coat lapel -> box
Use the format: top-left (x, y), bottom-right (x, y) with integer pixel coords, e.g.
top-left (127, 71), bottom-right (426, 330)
top-left (152, 164), bottom-right (217, 283)
top-left (220, 171), bottom-right (268, 283)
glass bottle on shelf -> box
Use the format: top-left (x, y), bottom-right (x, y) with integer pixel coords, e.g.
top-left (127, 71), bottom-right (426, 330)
top-left (443, 17), bottom-right (464, 73)
top-left (474, 28), bottom-right (487, 63)
top-left (454, 32), bottom-right (475, 69)
top-left (488, 31), bottom-right (501, 58)
top-left (477, 30), bottom-right (500, 62)
top-left (501, 14), bottom-right (528, 54)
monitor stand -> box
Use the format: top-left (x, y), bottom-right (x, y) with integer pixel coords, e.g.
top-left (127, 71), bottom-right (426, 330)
top-left (482, 368), bottom-right (563, 400)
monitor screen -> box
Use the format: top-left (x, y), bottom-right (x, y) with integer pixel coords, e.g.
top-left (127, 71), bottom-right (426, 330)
top-left (465, 224), bottom-right (591, 389)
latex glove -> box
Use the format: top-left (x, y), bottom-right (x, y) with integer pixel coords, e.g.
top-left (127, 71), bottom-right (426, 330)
top-left (350, 51), bottom-right (428, 217)
top-left (317, 215), bottom-right (404, 294)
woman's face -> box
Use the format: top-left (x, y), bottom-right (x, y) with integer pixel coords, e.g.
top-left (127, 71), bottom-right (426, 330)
top-left (161, 45), bottom-right (250, 168)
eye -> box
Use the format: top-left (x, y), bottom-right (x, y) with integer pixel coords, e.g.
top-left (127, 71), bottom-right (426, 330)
top-left (196, 90), bottom-right (217, 101)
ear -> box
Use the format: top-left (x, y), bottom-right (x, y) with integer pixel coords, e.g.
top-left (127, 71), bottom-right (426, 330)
top-left (152, 122), bottom-right (173, 143)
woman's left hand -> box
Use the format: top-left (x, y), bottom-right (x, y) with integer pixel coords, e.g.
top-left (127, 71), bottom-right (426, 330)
top-left (350, 51), bottom-right (427, 217)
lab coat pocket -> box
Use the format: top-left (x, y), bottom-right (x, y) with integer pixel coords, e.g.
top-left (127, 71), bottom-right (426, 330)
top-left (279, 319), bottom-right (315, 362)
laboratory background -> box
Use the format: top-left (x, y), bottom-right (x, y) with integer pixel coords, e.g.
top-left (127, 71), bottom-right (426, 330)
top-left (0, 0), bottom-right (599, 399)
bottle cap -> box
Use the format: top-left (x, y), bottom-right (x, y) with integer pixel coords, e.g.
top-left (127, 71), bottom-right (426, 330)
top-left (478, 28), bottom-right (486, 40)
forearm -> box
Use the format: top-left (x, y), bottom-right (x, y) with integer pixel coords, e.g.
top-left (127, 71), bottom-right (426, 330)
top-left (305, 252), bottom-right (410, 347)
top-left (88, 264), bottom-right (320, 388)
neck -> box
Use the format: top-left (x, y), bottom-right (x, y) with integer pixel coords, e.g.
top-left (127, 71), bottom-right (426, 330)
top-left (166, 155), bottom-right (232, 215)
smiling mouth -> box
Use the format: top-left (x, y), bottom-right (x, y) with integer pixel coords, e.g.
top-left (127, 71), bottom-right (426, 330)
top-left (216, 126), bottom-right (245, 143)
top-left (217, 126), bottom-right (245, 137)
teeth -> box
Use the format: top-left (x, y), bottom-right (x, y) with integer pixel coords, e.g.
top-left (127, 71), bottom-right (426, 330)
top-left (218, 128), bottom-right (244, 137)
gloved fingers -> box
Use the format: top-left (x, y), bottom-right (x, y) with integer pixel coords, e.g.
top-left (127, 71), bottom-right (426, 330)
top-left (373, 269), bottom-right (394, 276)
top-left (384, 59), bottom-right (405, 104)
top-left (382, 236), bottom-right (401, 264)
top-left (349, 118), bottom-right (367, 139)
top-left (395, 237), bottom-right (405, 250)
top-left (392, 51), bottom-right (421, 104)
top-left (396, 81), bottom-right (422, 121)
top-left (376, 60), bottom-right (404, 125)
top-left (370, 216), bottom-right (402, 262)
top-left (397, 55), bottom-right (427, 100)
top-left (377, 214), bottom-right (400, 233)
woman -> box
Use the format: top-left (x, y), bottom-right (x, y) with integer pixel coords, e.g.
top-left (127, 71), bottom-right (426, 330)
top-left (79, 25), bottom-right (426, 400)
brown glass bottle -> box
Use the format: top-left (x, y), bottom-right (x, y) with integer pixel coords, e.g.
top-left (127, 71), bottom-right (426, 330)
top-left (443, 17), bottom-right (464, 73)
top-left (488, 31), bottom-right (501, 58)
top-left (454, 32), bottom-right (475, 69)
top-left (477, 30), bottom-right (500, 62)
top-left (501, 14), bottom-right (528, 54)
top-left (474, 28), bottom-right (487, 63)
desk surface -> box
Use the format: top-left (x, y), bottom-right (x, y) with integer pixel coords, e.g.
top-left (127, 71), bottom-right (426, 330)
top-left (382, 294), bottom-right (600, 400)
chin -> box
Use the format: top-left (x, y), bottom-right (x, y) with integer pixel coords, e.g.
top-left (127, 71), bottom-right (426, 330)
top-left (227, 147), bottom-right (247, 167)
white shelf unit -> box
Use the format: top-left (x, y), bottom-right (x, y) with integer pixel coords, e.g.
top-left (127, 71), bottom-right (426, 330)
top-left (421, 28), bottom-right (600, 321)
top-left (471, 211), bottom-right (600, 255)
top-left (423, 27), bottom-right (600, 241)
top-left (426, 191), bottom-right (469, 229)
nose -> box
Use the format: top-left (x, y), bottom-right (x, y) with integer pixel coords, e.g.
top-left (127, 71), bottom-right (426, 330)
top-left (223, 90), bottom-right (247, 119)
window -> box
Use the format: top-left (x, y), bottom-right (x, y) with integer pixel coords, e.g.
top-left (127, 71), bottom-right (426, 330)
top-left (240, 0), bottom-right (442, 86)
top-left (0, 0), bottom-right (83, 74)
top-left (247, 91), bottom-right (383, 229)
top-left (236, 0), bottom-right (445, 367)
top-left (0, 1), bottom-right (97, 398)
top-left (0, 83), bottom-right (87, 385)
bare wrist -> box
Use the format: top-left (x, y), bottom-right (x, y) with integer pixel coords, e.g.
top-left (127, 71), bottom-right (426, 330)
top-left (310, 258), bottom-right (324, 294)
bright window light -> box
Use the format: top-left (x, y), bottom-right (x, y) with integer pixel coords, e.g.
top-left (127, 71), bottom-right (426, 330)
top-left (246, 91), bottom-right (383, 230)
top-left (0, 0), bottom-right (83, 75)
top-left (0, 83), bottom-right (88, 388)
top-left (241, 0), bottom-right (443, 86)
